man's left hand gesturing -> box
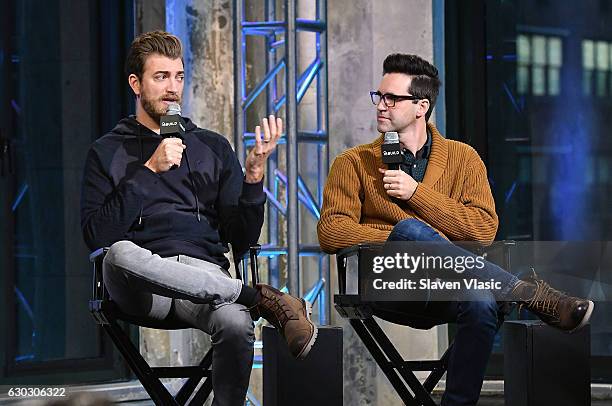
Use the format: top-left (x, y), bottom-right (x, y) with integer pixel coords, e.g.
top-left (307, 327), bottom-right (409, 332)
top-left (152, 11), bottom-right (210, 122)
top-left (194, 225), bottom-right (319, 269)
top-left (245, 115), bottom-right (282, 183)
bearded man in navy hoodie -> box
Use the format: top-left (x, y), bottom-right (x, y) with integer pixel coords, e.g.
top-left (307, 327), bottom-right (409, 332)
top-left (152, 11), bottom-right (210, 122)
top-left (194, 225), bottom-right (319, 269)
top-left (80, 31), bottom-right (316, 406)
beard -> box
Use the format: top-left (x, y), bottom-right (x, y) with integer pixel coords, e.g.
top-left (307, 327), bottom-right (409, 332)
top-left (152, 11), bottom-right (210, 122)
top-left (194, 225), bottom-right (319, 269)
top-left (140, 92), bottom-right (181, 123)
top-left (376, 119), bottom-right (394, 134)
top-left (377, 123), bottom-right (390, 133)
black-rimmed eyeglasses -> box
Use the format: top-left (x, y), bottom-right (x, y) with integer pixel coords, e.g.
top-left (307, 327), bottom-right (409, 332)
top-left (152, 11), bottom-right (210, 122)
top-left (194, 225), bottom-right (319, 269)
top-left (370, 91), bottom-right (420, 107)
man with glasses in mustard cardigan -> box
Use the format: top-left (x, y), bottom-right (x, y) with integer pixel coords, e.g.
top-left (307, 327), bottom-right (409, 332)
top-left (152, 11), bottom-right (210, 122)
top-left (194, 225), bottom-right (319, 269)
top-left (318, 53), bottom-right (593, 406)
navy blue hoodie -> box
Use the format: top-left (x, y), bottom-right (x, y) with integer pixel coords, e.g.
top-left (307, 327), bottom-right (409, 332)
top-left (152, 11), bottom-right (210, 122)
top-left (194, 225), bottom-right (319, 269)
top-left (80, 116), bottom-right (265, 269)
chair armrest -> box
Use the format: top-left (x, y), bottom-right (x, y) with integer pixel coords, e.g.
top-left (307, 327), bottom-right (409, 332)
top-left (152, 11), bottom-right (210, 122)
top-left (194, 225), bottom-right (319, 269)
top-left (90, 247), bottom-right (110, 302)
top-left (249, 245), bottom-right (261, 287)
top-left (89, 247), bottom-right (109, 263)
top-left (232, 245), bottom-right (261, 287)
top-left (337, 242), bottom-right (383, 259)
top-left (477, 240), bottom-right (516, 270)
top-left (478, 240), bottom-right (516, 252)
top-left (335, 244), bottom-right (386, 296)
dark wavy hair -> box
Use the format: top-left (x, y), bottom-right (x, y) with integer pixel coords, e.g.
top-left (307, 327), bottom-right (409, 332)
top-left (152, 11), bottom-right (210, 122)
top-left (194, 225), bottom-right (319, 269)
top-left (125, 30), bottom-right (183, 79)
top-left (383, 53), bottom-right (441, 121)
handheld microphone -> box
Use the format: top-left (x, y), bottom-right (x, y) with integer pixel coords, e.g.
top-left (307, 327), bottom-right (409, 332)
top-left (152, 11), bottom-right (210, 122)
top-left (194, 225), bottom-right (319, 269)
top-left (381, 131), bottom-right (403, 170)
top-left (160, 103), bottom-right (185, 170)
top-left (160, 102), bottom-right (185, 139)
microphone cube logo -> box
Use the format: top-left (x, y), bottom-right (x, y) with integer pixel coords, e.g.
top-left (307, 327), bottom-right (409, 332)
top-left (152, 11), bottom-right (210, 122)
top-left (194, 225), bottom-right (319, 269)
top-left (160, 115), bottom-right (185, 138)
top-left (381, 143), bottom-right (403, 164)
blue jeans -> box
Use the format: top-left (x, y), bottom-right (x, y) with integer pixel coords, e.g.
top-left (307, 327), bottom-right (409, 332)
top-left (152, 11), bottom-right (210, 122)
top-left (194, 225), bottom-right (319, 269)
top-left (373, 219), bottom-right (520, 406)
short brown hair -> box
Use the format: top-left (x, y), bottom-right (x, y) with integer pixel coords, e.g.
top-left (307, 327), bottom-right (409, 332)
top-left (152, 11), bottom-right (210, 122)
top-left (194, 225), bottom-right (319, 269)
top-left (383, 54), bottom-right (441, 121)
top-left (125, 30), bottom-right (183, 79)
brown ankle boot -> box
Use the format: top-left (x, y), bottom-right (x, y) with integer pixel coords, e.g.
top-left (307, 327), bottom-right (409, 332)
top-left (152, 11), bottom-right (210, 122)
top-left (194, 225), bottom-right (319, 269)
top-left (248, 284), bottom-right (318, 359)
top-left (511, 270), bottom-right (594, 333)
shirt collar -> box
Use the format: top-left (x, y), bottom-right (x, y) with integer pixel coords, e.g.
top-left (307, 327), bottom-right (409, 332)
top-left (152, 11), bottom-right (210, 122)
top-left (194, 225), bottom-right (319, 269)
top-left (402, 128), bottom-right (432, 160)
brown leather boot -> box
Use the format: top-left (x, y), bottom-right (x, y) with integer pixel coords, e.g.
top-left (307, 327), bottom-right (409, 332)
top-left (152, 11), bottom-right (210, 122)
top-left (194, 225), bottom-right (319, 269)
top-left (248, 284), bottom-right (318, 359)
top-left (511, 270), bottom-right (594, 333)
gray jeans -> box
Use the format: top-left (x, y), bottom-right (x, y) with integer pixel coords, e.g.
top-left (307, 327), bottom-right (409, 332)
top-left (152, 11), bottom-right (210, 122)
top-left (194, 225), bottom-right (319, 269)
top-left (103, 240), bottom-right (255, 406)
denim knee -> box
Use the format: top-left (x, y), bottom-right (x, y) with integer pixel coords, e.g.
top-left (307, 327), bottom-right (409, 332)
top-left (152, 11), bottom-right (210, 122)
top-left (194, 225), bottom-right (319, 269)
top-left (102, 240), bottom-right (137, 286)
top-left (104, 240), bottom-right (140, 268)
top-left (211, 308), bottom-right (255, 347)
top-left (389, 218), bottom-right (443, 242)
top-left (456, 293), bottom-right (500, 330)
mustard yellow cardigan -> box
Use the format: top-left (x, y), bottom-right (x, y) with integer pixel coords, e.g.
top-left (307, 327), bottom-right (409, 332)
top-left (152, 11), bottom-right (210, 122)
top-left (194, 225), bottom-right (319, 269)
top-left (317, 123), bottom-right (498, 254)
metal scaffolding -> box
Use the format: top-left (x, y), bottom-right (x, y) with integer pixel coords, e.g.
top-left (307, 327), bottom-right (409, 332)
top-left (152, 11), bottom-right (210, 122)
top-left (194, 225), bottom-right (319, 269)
top-left (233, 0), bottom-right (330, 325)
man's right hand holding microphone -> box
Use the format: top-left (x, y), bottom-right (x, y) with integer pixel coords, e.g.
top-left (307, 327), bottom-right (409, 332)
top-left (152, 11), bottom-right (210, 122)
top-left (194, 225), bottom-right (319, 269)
top-left (144, 137), bottom-right (186, 174)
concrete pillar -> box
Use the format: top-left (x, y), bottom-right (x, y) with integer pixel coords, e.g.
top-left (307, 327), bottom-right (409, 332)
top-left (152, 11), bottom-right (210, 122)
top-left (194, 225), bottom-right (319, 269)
top-left (140, 4), bottom-right (245, 404)
top-left (167, 0), bottom-right (235, 135)
top-left (135, 0), bottom-right (166, 34)
top-left (139, 0), bottom-right (236, 376)
top-left (328, 1), bottom-right (441, 404)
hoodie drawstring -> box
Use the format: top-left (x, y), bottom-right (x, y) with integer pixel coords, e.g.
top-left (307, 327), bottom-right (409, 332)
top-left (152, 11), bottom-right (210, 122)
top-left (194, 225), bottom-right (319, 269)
top-left (138, 129), bottom-right (144, 225)
top-left (183, 148), bottom-right (201, 222)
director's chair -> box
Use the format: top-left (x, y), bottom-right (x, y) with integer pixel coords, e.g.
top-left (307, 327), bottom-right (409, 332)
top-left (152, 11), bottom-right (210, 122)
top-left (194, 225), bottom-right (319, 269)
top-left (334, 241), bottom-right (514, 406)
top-left (89, 245), bottom-right (262, 405)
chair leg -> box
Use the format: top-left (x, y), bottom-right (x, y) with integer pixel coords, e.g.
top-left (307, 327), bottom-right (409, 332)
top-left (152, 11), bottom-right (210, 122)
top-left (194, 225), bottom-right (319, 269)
top-left (423, 342), bottom-right (453, 393)
top-left (103, 319), bottom-right (179, 406)
top-left (175, 348), bottom-right (213, 405)
top-left (188, 377), bottom-right (213, 406)
top-left (363, 318), bottom-right (438, 406)
top-left (350, 319), bottom-right (418, 405)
